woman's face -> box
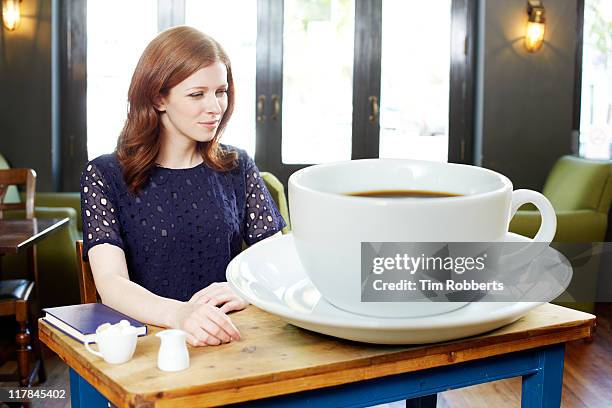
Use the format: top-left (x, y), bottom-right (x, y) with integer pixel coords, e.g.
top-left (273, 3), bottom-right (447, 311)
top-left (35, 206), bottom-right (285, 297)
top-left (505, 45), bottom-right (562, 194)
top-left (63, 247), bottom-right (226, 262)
top-left (157, 62), bottom-right (229, 144)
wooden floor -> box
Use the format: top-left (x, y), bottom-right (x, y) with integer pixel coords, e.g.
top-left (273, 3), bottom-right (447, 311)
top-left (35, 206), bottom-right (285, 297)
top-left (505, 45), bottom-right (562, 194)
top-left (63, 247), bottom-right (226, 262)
top-left (0, 304), bottom-right (610, 408)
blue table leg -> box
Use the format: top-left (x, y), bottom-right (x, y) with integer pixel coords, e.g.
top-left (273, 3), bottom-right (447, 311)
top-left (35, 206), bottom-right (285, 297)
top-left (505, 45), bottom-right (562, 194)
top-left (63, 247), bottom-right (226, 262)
top-left (521, 343), bottom-right (565, 408)
top-left (406, 394), bottom-right (438, 407)
top-left (69, 368), bottom-right (108, 408)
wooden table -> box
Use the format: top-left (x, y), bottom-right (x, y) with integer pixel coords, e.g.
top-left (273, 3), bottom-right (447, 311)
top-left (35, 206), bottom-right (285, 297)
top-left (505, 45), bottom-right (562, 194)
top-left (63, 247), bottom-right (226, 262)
top-left (0, 218), bottom-right (70, 255)
top-left (38, 302), bottom-right (595, 407)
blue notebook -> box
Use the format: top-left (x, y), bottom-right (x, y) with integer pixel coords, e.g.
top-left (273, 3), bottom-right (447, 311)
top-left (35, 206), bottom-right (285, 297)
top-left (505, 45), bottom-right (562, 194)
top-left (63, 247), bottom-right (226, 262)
top-left (42, 303), bottom-right (148, 343)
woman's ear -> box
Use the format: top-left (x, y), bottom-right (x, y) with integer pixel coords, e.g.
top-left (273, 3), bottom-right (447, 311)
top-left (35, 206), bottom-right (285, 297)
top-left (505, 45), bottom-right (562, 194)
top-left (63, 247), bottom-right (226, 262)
top-left (153, 94), bottom-right (167, 112)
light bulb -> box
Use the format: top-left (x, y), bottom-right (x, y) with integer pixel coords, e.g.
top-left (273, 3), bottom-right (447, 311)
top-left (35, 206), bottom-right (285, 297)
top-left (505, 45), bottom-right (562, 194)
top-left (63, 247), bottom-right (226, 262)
top-left (2, 0), bottom-right (21, 31)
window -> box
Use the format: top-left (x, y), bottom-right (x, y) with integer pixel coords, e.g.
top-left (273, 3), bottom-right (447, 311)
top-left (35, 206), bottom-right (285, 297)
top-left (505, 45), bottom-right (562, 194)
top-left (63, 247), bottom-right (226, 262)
top-left (185, 0), bottom-right (257, 157)
top-left (577, 0), bottom-right (612, 159)
top-left (86, 0), bottom-right (158, 160)
top-left (257, 0), bottom-right (476, 185)
top-left (379, 0), bottom-right (452, 162)
top-left (281, 0), bottom-right (355, 164)
top-left (86, 0), bottom-right (257, 160)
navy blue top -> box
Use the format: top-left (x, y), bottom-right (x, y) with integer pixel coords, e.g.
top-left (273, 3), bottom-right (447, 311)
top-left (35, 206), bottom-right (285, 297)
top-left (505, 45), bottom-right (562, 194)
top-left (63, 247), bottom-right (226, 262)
top-left (80, 146), bottom-right (286, 301)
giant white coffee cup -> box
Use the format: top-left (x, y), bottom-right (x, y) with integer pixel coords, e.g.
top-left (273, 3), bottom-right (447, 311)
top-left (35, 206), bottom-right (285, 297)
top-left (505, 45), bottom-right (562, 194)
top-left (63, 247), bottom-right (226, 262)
top-left (288, 159), bottom-right (557, 318)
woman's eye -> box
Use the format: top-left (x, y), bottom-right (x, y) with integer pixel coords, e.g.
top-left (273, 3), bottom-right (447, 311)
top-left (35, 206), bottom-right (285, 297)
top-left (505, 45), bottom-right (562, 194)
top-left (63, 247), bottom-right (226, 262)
top-left (216, 89), bottom-right (228, 95)
top-left (189, 92), bottom-right (203, 97)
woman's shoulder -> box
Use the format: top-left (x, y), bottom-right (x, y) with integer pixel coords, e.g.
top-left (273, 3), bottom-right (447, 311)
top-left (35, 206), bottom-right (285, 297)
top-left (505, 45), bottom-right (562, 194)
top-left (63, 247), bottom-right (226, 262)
top-left (81, 153), bottom-right (122, 187)
top-left (85, 153), bottom-right (120, 171)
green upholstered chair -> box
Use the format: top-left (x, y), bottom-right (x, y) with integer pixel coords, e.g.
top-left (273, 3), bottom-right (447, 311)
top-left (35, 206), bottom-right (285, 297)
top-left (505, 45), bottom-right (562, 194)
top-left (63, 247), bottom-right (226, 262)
top-left (509, 155), bottom-right (612, 242)
top-left (509, 155), bottom-right (612, 313)
top-left (0, 153), bottom-right (81, 308)
top-left (261, 171), bottom-right (291, 233)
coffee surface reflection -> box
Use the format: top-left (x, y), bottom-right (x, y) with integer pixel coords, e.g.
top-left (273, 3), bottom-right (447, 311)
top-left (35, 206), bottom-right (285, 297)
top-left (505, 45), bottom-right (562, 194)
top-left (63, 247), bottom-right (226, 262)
top-left (345, 189), bottom-right (462, 199)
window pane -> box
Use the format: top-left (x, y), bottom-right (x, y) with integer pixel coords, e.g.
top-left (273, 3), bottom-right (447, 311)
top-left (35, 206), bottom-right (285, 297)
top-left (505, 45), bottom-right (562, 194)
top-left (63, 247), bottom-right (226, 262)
top-left (186, 0), bottom-right (257, 158)
top-left (579, 0), bottom-right (612, 159)
top-left (87, 0), bottom-right (158, 160)
top-left (379, 0), bottom-right (451, 162)
top-left (282, 0), bottom-right (355, 164)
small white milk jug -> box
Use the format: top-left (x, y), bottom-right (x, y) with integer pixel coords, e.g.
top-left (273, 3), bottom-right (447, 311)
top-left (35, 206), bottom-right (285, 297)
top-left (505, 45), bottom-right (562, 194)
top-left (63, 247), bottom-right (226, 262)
top-left (156, 329), bottom-right (190, 372)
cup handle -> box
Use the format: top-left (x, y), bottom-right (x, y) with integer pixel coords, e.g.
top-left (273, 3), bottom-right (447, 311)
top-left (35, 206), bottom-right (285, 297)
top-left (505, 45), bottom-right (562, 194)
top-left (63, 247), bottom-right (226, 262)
top-left (500, 189), bottom-right (557, 270)
top-left (84, 338), bottom-right (103, 358)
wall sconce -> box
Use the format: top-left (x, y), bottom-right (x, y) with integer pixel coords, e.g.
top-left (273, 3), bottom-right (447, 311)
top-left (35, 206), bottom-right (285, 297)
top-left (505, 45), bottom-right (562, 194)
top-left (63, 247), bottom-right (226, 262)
top-left (525, 0), bottom-right (546, 53)
top-left (2, 0), bottom-right (22, 31)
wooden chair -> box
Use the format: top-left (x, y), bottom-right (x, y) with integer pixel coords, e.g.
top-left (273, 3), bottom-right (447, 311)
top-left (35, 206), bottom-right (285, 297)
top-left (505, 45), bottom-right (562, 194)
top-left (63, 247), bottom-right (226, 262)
top-left (0, 168), bottom-right (46, 386)
top-left (75, 240), bottom-right (99, 304)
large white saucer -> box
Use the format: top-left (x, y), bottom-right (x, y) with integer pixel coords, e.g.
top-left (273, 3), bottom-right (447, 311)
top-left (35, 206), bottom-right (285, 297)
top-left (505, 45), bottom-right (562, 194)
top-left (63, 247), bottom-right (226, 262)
top-left (226, 233), bottom-right (572, 344)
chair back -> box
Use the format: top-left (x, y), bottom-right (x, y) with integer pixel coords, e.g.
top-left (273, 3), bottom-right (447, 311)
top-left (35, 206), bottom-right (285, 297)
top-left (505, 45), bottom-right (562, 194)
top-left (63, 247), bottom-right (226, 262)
top-left (0, 168), bottom-right (36, 219)
top-left (543, 155), bottom-right (612, 213)
top-left (75, 240), bottom-right (100, 303)
top-left (0, 153), bottom-right (21, 203)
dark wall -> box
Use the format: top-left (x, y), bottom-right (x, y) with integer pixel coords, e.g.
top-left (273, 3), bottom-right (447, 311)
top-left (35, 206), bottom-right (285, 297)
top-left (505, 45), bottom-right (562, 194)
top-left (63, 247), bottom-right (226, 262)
top-left (477, 0), bottom-right (578, 190)
top-left (0, 0), bottom-right (54, 191)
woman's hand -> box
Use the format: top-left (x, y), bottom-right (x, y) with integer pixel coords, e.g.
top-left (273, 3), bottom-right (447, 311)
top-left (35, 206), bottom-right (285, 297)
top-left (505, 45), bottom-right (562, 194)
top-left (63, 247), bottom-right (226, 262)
top-left (169, 301), bottom-right (241, 347)
top-left (189, 282), bottom-right (250, 314)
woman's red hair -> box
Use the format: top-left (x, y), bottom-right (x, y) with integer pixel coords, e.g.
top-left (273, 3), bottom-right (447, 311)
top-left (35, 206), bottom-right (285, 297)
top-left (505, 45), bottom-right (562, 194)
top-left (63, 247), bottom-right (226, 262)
top-left (116, 26), bottom-right (237, 194)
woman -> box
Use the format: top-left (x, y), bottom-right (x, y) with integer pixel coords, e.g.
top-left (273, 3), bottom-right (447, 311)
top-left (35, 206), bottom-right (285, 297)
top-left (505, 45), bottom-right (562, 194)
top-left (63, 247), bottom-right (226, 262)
top-left (80, 26), bottom-right (286, 347)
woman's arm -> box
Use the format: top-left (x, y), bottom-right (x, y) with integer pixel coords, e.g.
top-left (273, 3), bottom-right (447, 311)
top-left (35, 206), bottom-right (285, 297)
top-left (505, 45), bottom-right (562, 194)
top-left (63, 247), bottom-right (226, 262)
top-left (88, 243), bottom-right (182, 327)
top-left (88, 243), bottom-right (241, 346)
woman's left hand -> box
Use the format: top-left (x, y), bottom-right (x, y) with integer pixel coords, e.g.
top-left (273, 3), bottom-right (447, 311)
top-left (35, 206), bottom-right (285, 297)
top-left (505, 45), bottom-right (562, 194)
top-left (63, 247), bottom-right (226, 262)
top-left (189, 282), bottom-right (250, 314)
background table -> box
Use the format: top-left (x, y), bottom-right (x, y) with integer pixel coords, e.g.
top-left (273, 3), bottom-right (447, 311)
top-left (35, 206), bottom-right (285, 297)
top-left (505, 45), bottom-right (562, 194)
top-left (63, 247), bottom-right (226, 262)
top-left (0, 217), bottom-right (69, 302)
top-left (39, 302), bottom-right (595, 407)
top-left (0, 218), bottom-right (69, 255)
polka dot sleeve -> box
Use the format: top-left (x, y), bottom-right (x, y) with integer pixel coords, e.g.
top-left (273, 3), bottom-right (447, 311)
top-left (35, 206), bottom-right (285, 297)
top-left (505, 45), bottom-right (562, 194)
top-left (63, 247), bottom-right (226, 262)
top-left (243, 155), bottom-right (287, 246)
top-left (80, 162), bottom-right (124, 260)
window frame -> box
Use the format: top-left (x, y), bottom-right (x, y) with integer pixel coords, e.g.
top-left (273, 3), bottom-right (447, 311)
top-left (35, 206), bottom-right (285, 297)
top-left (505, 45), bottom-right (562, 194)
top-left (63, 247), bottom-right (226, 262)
top-left (58, 0), bottom-right (87, 191)
top-left (572, 0), bottom-right (585, 155)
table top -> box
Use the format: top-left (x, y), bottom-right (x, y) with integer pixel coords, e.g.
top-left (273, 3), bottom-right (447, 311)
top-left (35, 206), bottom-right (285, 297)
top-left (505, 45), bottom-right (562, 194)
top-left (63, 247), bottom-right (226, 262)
top-left (39, 302), bottom-right (595, 407)
top-left (0, 217), bottom-right (69, 254)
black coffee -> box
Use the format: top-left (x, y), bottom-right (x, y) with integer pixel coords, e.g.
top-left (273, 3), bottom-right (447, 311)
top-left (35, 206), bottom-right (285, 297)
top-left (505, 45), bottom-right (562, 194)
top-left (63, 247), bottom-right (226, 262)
top-left (345, 189), bottom-right (462, 198)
